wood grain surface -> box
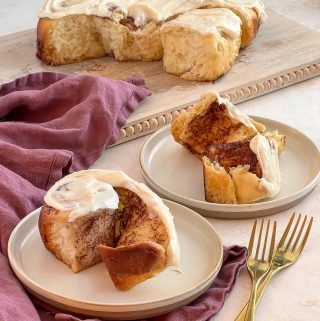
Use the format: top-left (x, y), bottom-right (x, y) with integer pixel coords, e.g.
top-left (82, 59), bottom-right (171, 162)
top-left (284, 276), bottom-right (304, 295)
top-left (0, 9), bottom-right (319, 144)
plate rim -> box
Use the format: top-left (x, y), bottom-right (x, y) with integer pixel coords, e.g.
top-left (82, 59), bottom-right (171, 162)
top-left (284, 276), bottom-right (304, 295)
top-left (8, 199), bottom-right (223, 312)
top-left (140, 116), bottom-right (320, 214)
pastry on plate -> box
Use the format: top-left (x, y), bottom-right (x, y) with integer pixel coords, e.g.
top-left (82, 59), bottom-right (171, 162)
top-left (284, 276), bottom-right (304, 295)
top-left (203, 132), bottom-right (284, 204)
top-left (160, 8), bottom-right (242, 81)
top-left (39, 169), bottom-right (180, 290)
top-left (171, 91), bottom-right (286, 204)
top-left (171, 91), bottom-right (266, 155)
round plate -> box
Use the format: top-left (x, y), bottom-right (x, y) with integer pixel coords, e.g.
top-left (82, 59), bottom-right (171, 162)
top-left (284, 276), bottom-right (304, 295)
top-left (140, 117), bottom-right (320, 219)
top-left (8, 200), bottom-right (223, 320)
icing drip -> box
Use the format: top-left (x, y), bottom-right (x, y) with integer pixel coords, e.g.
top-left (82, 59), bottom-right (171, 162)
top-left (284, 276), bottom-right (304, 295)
top-left (160, 8), bottom-right (242, 39)
top-left (214, 92), bottom-right (258, 131)
top-left (249, 134), bottom-right (281, 197)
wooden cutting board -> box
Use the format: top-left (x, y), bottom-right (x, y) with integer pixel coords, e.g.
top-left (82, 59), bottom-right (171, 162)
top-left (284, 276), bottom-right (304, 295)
top-left (0, 9), bottom-right (319, 145)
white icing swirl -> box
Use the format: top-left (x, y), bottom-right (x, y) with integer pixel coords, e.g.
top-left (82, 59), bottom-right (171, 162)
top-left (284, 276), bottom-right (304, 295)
top-left (38, 0), bottom-right (267, 25)
top-left (44, 169), bottom-right (180, 268)
top-left (160, 8), bottom-right (241, 39)
top-left (38, 0), bottom-right (129, 20)
top-left (249, 134), bottom-right (281, 197)
top-left (225, 0), bottom-right (267, 23)
top-left (45, 175), bottom-right (119, 221)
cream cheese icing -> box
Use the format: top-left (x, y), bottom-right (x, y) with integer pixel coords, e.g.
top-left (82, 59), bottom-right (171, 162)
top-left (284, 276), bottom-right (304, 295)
top-left (160, 8), bottom-right (241, 39)
top-left (38, 0), bottom-right (267, 25)
top-left (37, 0), bottom-right (129, 20)
top-left (249, 133), bottom-right (281, 197)
top-left (45, 176), bottom-right (119, 221)
top-left (44, 169), bottom-right (180, 268)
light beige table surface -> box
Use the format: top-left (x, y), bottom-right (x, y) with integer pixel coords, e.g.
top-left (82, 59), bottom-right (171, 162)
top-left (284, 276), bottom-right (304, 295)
top-left (1, 1), bottom-right (319, 321)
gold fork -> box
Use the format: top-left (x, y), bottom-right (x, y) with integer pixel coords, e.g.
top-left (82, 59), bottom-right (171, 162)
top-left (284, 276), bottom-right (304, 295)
top-left (244, 219), bottom-right (276, 321)
top-left (235, 213), bottom-right (313, 321)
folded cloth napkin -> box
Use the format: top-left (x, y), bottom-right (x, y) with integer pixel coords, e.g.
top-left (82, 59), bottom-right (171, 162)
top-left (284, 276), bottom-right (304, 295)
top-left (0, 71), bottom-right (150, 321)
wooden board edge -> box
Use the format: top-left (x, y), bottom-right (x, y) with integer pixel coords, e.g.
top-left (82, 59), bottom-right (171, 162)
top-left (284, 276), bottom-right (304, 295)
top-left (113, 59), bottom-right (320, 146)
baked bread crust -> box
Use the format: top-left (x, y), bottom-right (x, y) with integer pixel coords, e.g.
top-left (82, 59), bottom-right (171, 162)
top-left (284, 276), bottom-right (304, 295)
top-left (160, 9), bottom-right (242, 81)
top-left (205, 3), bottom-right (260, 48)
top-left (94, 17), bottom-right (163, 61)
top-left (202, 132), bottom-right (285, 204)
top-left (39, 172), bottom-right (177, 291)
top-left (37, 15), bottom-right (163, 65)
top-left (203, 156), bottom-right (237, 204)
top-left (37, 16), bottom-right (106, 65)
top-left (99, 187), bottom-right (169, 290)
top-left (171, 91), bottom-right (265, 155)
top-left (39, 205), bottom-right (115, 272)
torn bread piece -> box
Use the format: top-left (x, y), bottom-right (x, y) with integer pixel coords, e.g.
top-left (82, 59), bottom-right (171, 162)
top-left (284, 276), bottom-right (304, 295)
top-left (205, 0), bottom-right (267, 48)
top-left (39, 170), bottom-right (180, 290)
top-left (203, 133), bottom-right (283, 204)
top-left (160, 8), bottom-right (242, 81)
top-left (171, 91), bottom-right (266, 155)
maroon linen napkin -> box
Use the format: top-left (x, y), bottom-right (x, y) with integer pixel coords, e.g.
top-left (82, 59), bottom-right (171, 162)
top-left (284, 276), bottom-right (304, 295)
top-left (33, 245), bottom-right (247, 321)
top-left (0, 71), bottom-right (150, 321)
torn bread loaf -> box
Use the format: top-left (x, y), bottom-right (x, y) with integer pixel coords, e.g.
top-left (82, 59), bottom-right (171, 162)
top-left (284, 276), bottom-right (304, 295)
top-left (203, 133), bottom-right (284, 204)
top-left (171, 91), bottom-right (285, 204)
top-left (39, 169), bottom-right (180, 290)
top-left (160, 8), bottom-right (242, 81)
top-left (205, 0), bottom-right (267, 48)
top-left (36, 0), bottom-right (267, 67)
top-left (171, 91), bottom-right (266, 156)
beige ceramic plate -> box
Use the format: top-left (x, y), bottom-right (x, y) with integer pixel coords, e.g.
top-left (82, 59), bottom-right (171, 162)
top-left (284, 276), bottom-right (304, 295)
top-left (8, 199), bottom-right (223, 320)
top-left (140, 117), bottom-right (320, 219)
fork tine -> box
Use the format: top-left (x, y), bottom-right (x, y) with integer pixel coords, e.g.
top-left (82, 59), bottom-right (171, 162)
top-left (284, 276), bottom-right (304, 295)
top-left (285, 213), bottom-right (301, 251)
top-left (296, 217), bottom-right (313, 253)
top-left (255, 219), bottom-right (264, 260)
top-left (277, 212), bottom-right (295, 249)
top-left (248, 219), bottom-right (257, 257)
top-left (268, 221), bottom-right (277, 262)
top-left (292, 215), bottom-right (307, 251)
top-left (261, 219), bottom-right (270, 261)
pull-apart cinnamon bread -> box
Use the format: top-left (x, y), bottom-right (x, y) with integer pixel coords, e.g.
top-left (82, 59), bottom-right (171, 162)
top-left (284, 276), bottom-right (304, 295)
top-left (160, 8), bottom-right (242, 81)
top-left (39, 169), bottom-right (180, 290)
top-left (37, 0), bottom-right (267, 76)
top-left (171, 91), bottom-right (285, 204)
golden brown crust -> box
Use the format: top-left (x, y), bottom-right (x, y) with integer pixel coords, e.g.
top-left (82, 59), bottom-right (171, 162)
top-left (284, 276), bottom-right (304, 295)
top-left (39, 204), bottom-right (115, 272)
top-left (37, 15), bottom-right (163, 65)
top-left (39, 186), bottom-right (170, 290)
top-left (99, 187), bottom-right (169, 291)
top-left (202, 132), bottom-right (286, 204)
top-left (205, 4), bottom-right (260, 48)
top-left (228, 6), bottom-right (259, 48)
top-left (98, 242), bottom-right (166, 291)
top-left (37, 16), bottom-right (106, 65)
top-left (230, 165), bottom-right (268, 203)
top-left (36, 18), bottom-right (54, 65)
top-left (160, 10), bottom-right (242, 82)
top-left (203, 156), bottom-right (237, 204)
top-left (171, 92), bottom-right (263, 155)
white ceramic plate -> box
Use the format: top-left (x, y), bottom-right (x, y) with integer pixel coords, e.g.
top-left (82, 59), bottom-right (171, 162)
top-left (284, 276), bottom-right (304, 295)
top-left (8, 200), bottom-right (223, 320)
top-left (140, 117), bottom-right (320, 219)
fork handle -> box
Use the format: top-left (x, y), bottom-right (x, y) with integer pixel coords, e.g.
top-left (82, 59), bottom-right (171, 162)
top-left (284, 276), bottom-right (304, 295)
top-left (235, 269), bottom-right (277, 321)
top-left (244, 278), bottom-right (258, 321)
